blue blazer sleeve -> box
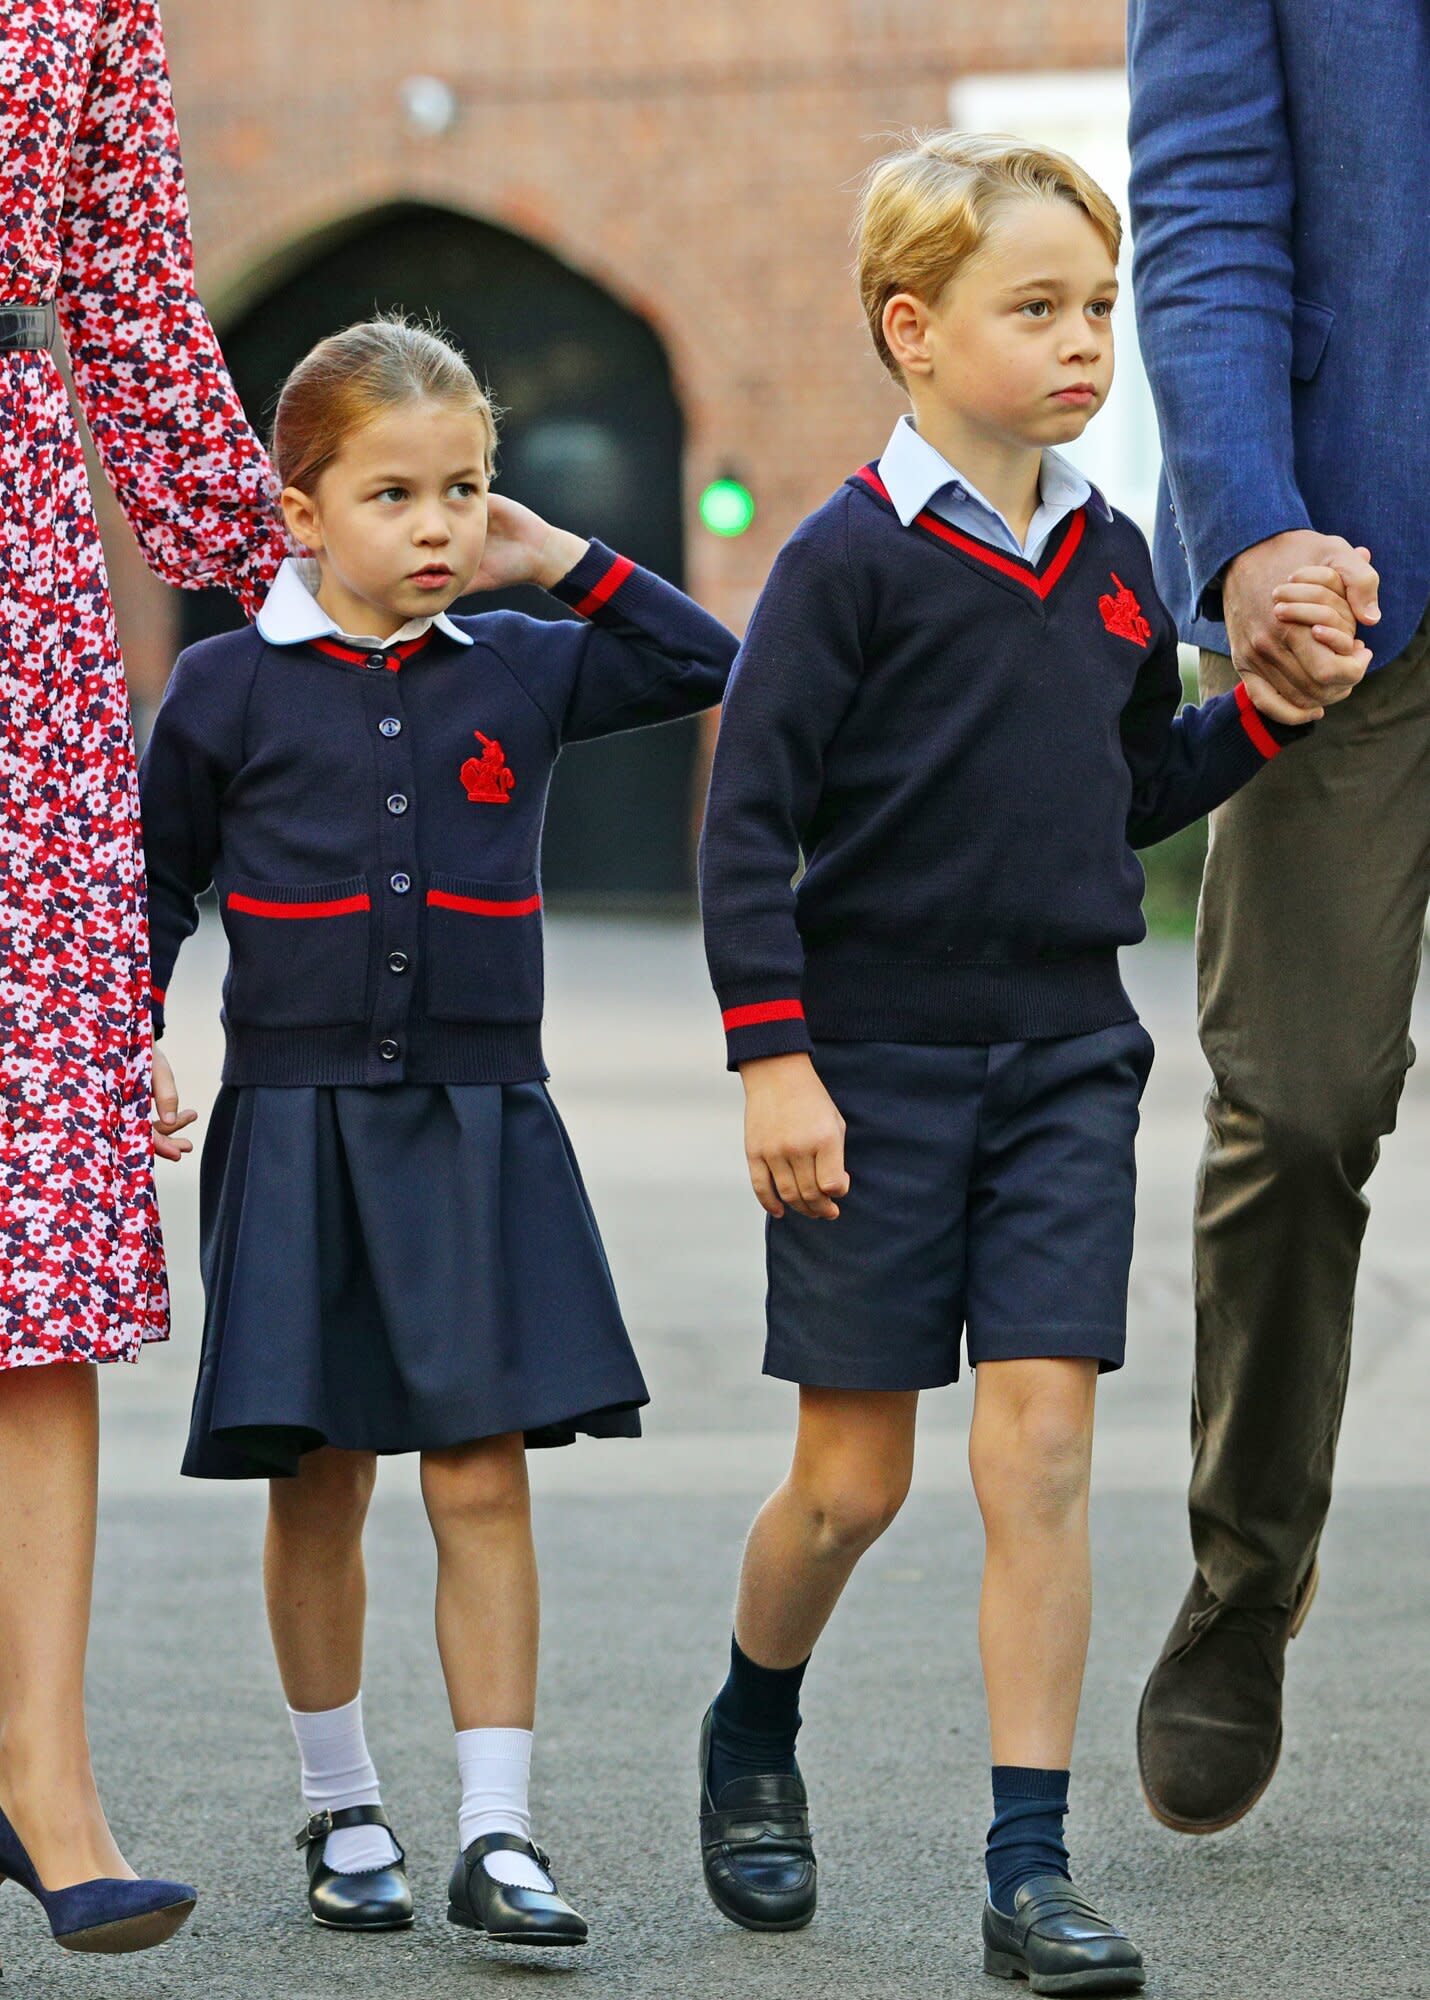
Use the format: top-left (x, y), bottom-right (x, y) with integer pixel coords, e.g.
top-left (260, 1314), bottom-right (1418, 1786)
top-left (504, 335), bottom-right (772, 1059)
top-left (1127, 0), bottom-right (1311, 618)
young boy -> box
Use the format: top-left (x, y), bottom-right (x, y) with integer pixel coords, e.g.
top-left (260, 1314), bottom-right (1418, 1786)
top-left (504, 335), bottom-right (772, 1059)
top-left (694, 132), bottom-right (1368, 1994)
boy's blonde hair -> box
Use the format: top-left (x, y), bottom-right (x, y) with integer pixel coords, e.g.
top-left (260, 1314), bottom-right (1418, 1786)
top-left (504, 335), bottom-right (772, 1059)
top-left (272, 313), bottom-right (499, 493)
top-left (856, 131), bottom-right (1122, 379)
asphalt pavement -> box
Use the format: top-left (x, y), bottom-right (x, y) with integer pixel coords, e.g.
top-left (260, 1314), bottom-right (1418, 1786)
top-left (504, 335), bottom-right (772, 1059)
top-left (2, 916), bottom-right (1425, 2000)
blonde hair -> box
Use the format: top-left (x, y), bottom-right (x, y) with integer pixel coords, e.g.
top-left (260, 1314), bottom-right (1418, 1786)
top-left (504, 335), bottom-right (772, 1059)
top-left (271, 314), bottom-right (499, 493)
top-left (855, 131), bottom-right (1122, 378)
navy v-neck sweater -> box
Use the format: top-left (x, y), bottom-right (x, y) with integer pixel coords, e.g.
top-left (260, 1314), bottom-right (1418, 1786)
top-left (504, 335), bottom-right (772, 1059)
top-left (700, 468), bottom-right (1307, 1067)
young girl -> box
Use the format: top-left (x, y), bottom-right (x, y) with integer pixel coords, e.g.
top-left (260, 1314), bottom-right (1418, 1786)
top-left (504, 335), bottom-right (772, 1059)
top-left (140, 317), bottom-right (735, 1947)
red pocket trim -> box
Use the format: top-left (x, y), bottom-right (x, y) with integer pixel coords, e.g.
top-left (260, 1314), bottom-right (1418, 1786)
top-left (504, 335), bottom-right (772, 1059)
top-left (426, 889), bottom-right (543, 917)
top-left (227, 891), bottom-right (372, 919)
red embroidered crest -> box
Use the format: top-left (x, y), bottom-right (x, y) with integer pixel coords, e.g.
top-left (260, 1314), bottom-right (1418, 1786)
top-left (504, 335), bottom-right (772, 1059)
top-left (1098, 572), bottom-right (1152, 646)
top-left (460, 731), bottom-right (516, 804)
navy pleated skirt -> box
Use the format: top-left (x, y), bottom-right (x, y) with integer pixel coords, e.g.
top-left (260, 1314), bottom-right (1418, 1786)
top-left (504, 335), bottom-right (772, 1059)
top-left (183, 1082), bottom-right (647, 1479)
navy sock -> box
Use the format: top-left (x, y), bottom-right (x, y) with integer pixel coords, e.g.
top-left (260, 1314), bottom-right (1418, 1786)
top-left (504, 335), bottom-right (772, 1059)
top-left (986, 1766), bottom-right (1071, 1916)
top-left (706, 1635), bottom-right (808, 1801)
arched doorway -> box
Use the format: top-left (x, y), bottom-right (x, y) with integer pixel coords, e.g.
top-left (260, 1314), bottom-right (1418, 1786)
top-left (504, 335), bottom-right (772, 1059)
top-left (184, 203), bottom-right (694, 903)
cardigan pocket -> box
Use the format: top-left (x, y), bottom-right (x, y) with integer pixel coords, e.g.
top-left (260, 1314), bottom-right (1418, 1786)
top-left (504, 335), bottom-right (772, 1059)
top-left (424, 872), bottom-right (544, 1023)
top-left (221, 874), bottom-right (372, 1028)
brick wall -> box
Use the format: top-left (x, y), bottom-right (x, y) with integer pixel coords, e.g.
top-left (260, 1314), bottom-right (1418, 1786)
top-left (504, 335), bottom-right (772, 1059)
top-left (107, 0), bottom-right (1125, 701)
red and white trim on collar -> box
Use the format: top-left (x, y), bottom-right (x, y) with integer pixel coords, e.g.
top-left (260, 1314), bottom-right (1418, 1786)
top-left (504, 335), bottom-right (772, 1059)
top-left (309, 632), bottom-right (435, 671)
top-left (721, 998), bottom-right (806, 1031)
top-left (854, 465), bottom-right (1086, 601)
top-left (1233, 680), bottom-right (1286, 759)
top-left (571, 554), bottom-right (635, 619)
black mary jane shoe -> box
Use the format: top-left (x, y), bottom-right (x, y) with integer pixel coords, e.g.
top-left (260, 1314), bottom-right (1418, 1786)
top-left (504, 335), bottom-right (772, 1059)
top-left (447, 1832), bottom-right (587, 1947)
top-left (295, 1806), bottom-right (414, 1932)
top-left (698, 1704), bottom-right (817, 1932)
top-left (982, 1875), bottom-right (1145, 1995)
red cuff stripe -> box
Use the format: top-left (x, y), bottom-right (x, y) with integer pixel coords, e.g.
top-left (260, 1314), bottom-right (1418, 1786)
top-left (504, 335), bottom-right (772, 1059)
top-left (1234, 680), bottom-right (1282, 759)
top-left (227, 891), bottom-right (372, 919)
top-left (150, 982), bottom-right (166, 1005)
top-left (572, 554), bottom-right (635, 619)
top-left (722, 999), bottom-right (806, 1031)
top-left (427, 889), bottom-right (542, 917)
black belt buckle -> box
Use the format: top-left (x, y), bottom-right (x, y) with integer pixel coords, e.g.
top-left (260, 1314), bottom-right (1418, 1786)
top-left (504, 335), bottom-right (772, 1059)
top-left (0, 304), bottom-right (56, 354)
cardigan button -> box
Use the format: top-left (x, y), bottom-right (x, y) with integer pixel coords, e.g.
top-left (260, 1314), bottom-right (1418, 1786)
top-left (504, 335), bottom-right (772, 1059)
top-left (387, 951), bottom-right (410, 974)
top-left (386, 793), bottom-right (408, 815)
top-left (366, 652), bottom-right (387, 671)
top-left (390, 872), bottom-right (411, 894)
top-left (378, 1038), bottom-right (400, 1061)
top-left (378, 716), bottom-right (402, 738)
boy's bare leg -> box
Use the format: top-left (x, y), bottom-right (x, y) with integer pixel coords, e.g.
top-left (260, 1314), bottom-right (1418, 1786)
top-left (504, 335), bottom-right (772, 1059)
top-left (969, 1357), bottom-right (1097, 1767)
top-left (734, 1387), bottom-right (920, 1667)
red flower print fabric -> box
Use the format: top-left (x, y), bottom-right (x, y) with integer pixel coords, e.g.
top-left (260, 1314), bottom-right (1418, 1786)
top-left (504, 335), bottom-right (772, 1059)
top-left (1, 1), bottom-right (287, 1365)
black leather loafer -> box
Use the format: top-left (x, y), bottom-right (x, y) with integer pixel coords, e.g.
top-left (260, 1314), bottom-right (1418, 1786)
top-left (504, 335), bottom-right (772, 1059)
top-left (982, 1876), bottom-right (1145, 1995)
top-left (295, 1806), bottom-right (414, 1932)
top-left (698, 1704), bottom-right (816, 1932)
top-left (447, 1832), bottom-right (587, 1947)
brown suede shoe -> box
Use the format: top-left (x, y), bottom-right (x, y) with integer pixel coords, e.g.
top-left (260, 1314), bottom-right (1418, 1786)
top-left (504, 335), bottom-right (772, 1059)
top-left (1137, 1562), bottom-right (1318, 1834)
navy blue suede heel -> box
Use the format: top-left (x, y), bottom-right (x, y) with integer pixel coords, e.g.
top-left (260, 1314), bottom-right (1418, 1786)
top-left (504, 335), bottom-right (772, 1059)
top-left (0, 1803), bottom-right (195, 1956)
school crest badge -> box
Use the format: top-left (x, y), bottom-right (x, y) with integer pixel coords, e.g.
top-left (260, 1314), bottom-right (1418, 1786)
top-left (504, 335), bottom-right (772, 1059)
top-left (1097, 572), bottom-right (1152, 647)
top-left (460, 731), bottom-right (516, 804)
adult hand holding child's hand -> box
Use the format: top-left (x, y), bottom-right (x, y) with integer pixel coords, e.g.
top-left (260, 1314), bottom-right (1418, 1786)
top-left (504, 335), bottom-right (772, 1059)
top-left (740, 1053), bottom-right (849, 1221)
top-left (1225, 531), bottom-right (1379, 726)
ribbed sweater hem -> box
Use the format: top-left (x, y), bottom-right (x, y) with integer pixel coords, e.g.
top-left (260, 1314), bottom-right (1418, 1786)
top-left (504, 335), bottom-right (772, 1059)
top-left (801, 948), bottom-right (1134, 1046)
top-left (219, 1020), bottom-right (548, 1086)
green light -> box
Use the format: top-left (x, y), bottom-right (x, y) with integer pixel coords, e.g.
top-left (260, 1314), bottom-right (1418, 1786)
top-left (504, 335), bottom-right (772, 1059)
top-left (699, 477), bottom-right (755, 538)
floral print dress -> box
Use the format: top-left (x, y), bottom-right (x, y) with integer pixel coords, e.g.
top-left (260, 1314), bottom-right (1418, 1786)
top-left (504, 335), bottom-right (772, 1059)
top-left (1, 0), bottom-right (286, 1365)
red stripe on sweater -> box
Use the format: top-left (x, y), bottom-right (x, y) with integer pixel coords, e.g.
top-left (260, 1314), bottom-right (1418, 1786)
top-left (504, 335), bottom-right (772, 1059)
top-left (1234, 679), bottom-right (1283, 759)
top-left (227, 891), bottom-right (372, 919)
top-left (855, 464), bottom-right (1086, 600)
top-left (722, 999), bottom-right (806, 1031)
top-left (426, 889), bottom-right (543, 917)
top-left (572, 554), bottom-right (635, 619)
top-left (310, 632), bottom-right (433, 669)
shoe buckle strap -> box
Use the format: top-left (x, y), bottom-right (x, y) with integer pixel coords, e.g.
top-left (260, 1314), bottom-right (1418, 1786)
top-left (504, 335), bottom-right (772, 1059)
top-left (296, 1809), bottom-right (334, 1849)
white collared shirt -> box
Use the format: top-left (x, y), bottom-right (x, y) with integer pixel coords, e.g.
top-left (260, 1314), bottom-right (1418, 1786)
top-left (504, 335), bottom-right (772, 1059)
top-left (255, 556), bottom-right (475, 649)
top-left (877, 414), bottom-right (1112, 565)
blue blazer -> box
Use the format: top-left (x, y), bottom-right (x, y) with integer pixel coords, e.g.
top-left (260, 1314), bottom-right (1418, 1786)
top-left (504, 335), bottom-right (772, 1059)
top-left (1127, 0), bottom-right (1430, 665)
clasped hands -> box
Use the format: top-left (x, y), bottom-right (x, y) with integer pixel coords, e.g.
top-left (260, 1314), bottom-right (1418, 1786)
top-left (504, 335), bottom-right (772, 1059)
top-left (1227, 530), bottom-right (1380, 725)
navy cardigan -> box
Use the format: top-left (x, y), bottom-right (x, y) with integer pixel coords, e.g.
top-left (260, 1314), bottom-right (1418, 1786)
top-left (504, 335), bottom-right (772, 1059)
top-left (140, 542), bottom-right (736, 1085)
top-left (700, 469), bottom-right (1308, 1068)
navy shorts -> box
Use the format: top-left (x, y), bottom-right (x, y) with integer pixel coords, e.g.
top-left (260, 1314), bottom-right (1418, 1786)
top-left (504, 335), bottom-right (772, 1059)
top-left (764, 1023), bottom-right (1154, 1390)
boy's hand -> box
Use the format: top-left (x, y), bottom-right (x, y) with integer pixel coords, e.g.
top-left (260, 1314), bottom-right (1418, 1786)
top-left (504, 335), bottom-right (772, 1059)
top-left (469, 494), bottom-right (590, 595)
top-left (1247, 564), bottom-right (1374, 725)
top-left (740, 1053), bottom-right (849, 1220)
top-left (151, 1047), bottom-right (197, 1163)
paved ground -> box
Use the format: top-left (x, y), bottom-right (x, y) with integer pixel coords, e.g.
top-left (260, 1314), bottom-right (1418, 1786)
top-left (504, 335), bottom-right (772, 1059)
top-left (3, 917), bottom-right (1426, 1998)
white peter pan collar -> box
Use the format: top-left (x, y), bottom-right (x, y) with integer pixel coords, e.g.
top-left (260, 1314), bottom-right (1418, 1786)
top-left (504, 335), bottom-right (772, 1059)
top-left (256, 557), bottom-right (474, 649)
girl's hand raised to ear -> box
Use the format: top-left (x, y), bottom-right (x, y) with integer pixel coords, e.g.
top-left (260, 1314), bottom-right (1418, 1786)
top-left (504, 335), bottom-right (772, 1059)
top-left (152, 1046), bottom-right (198, 1163)
top-left (468, 493), bottom-right (591, 597)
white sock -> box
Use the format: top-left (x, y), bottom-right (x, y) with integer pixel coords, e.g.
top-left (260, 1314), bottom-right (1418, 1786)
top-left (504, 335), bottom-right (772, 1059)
top-left (288, 1693), bottom-right (401, 1875)
top-left (456, 1727), bottom-right (554, 1892)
